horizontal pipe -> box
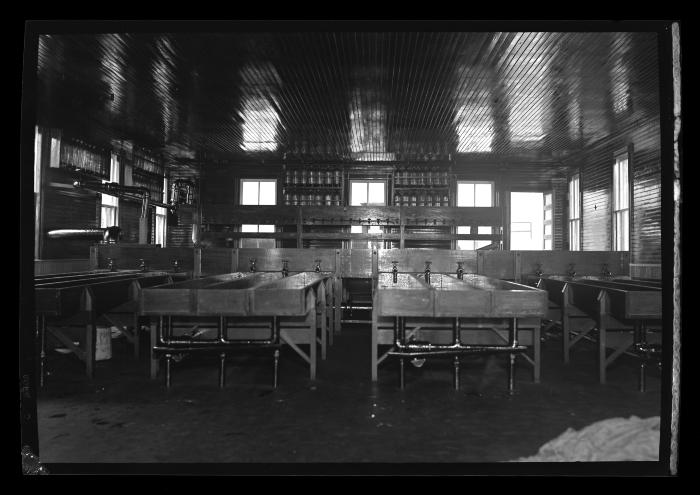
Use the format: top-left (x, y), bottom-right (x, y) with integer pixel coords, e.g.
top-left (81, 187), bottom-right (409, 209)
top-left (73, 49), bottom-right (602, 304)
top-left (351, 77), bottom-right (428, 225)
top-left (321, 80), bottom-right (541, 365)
top-left (389, 343), bottom-right (527, 357)
top-left (47, 226), bottom-right (121, 242)
top-left (153, 344), bottom-right (281, 353)
top-left (73, 180), bottom-right (171, 209)
top-left (158, 337), bottom-right (277, 346)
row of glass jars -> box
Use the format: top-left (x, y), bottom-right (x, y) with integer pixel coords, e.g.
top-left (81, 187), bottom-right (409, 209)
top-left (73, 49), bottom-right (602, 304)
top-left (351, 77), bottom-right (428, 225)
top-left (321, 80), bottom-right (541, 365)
top-left (284, 192), bottom-right (342, 206)
top-left (394, 193), bottom-right (450, 207)
top-left (394, 167), bottom-right (449, 186)
top-left (284, 169), bottom-right (342, 187)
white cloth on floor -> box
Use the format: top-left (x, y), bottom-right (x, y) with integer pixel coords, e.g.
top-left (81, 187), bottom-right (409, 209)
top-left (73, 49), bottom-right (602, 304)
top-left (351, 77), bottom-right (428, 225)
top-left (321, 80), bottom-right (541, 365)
top-left (514, 416), bottom-right (660, 462)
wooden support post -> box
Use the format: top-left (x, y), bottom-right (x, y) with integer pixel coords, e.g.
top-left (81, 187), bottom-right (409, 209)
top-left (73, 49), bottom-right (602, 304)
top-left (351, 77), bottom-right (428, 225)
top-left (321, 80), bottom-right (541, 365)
top-left (307, 289), bottom-right (317, 380)
top-left (38, 315), bottom-right (46, 388)
top-left (319, 281), bottom-right (327, 360)
top-left (598, 290), bottom-right (608, 385)
top-left (139, 216), bottom-right (149, 245)
top-left (371, 281), bottom-right (379, 382)
top-left (150, 316), bottom-right (160, 379)
top-left (85, 312), bottom-right (96, 380)
top-left (193, 247), bottom-right (202, 278)
top-left (83, 288), bottom-right (96, 379)
top-left (533, 318), bottom-right (541, 383)
top-left (133, 312), bottom-right (140, 359)
top-left (562, 283), bottom-right (571, 363)
top-left (296, 207), bottom-right (303, 249)
top-left (231, 249), bottom-right (239, 273)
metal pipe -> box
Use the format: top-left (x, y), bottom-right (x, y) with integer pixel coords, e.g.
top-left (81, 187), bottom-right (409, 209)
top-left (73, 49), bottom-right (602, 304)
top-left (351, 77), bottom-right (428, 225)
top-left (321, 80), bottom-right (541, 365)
top-left (453, 355), bottom-right (460, 390)
top-left (47, 227), bottom-right (122, 243)
top-left (388, 343), bottom-right (527, 357)
top-left (73, 180), bottom-right (172, 209)
top-left (219, 352), bottom-right (226, 388)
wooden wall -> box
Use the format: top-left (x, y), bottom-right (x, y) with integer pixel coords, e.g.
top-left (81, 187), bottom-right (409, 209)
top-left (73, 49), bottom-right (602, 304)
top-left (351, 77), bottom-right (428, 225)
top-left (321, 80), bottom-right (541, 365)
top-left (564, 116), bottom-right (661, 263)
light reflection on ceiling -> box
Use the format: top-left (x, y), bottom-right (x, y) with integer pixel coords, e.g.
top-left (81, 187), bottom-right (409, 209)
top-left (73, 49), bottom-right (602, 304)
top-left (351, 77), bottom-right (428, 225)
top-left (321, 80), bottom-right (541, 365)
top-left (239, 63), bottom-right (282, 152)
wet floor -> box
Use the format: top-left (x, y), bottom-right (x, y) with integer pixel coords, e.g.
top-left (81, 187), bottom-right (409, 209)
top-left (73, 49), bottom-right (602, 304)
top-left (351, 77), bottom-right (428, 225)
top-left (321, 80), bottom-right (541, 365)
top-left (35, 323), bottom-right (662, 470)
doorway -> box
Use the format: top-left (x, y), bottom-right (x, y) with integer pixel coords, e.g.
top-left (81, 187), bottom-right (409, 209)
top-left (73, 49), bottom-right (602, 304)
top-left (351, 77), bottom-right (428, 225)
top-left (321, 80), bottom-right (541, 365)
top-left (510, 192), bottom-right (552, 250)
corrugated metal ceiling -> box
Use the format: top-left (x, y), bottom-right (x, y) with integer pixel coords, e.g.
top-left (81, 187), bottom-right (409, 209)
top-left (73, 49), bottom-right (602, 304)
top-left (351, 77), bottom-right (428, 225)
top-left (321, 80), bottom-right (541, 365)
top-left (34, 29), bottom-right (660, 169)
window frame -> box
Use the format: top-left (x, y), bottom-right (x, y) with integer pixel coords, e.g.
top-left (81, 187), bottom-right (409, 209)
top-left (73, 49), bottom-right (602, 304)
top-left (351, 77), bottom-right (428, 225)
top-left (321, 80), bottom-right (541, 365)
top-left (612, 152), bottom-right (630, 251)
top-left (100, 153), bottom-right (120, 228)
top-left (568, 173), bottom-right (581, 251)
top-left (239, 178), bottom-right (277, 248)
top-left (456, 180), bottom-right (494, 250)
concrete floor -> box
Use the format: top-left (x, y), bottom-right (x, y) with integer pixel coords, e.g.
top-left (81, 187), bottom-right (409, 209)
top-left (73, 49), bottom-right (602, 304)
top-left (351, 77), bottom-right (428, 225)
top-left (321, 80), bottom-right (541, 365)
top-left (35, 323), bottom-right (662, 472)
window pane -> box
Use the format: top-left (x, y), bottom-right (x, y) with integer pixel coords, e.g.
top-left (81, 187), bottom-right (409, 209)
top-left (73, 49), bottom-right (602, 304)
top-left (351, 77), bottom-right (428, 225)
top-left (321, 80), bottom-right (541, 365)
top-left (457, 183), bottom-right (475, 207)
top-left (101, 193), bottom-right (118, 207)
top-left (475, 240), bottom-right (490, 249)
top-left (544, 209), bottom-right (552, 221)
top-left (241, 181), bottom-right (259, 205)
top-left (241, 224), bottom-right (258, 232)
top-left (544, 193), bottom-right (552, 206)
top-left (544, 239), bottom-right (552, 250)
top-left (474, 183), bottom-right (492, 207)
top-left (351, 182), bottom-right (367, 206)
top-left (350, 225), bottom-right (362, 233)
top-left (544, 224), bottom-right (552, 236)
top-left (478, 226), bottom-right (492, 234)
top-left (34, 127), bottom-right (42, 193)
top-left (259, 181), bottom-right (276, 205)
top-left (457, 240), bottom-right (474, 250)
top-left (368, 225), bottom-right (382, 234)
top-left (258, 224), bottom-right (275, 233)
top-left (368, 182), bottom-right (385, 205)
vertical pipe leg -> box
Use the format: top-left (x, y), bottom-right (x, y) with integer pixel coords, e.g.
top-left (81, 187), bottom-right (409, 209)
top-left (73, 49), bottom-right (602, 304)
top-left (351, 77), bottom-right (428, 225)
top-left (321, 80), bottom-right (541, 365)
top-left (453, 355), bottom-right (460, 391)
top-left (508, 353), bottom-right (516, 395)
top-left (638, 322), bottom-right (647, 392)
top-left (165, 354), bottom-right (172, 389)
top-left (399, 357), bottom-right (405, 390)
top-left (320, 301), bottom-right (327, 361)
top-left (219, 352), bottom-right (226, 389)
top-left (273, 349), bottom-right (280, 389)
top-left (508, 318), bottom-right (518, 395)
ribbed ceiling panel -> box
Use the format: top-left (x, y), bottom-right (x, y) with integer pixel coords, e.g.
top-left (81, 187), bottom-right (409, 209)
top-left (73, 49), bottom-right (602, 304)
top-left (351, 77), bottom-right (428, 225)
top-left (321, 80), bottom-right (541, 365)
top-left (35, 30), bottom-right (660, 168)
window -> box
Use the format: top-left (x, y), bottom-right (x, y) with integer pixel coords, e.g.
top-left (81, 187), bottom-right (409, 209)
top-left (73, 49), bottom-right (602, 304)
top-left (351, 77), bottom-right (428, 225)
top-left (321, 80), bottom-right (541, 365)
top-left (612, 154), bottom-right (629, 251)
top-left (100, 153), bottom-right (120, 228)
top-left (456, 181), bottom-right (493, 250)
top-left (568, 174), bottom-right (581, 250)
top-left (155, 177), bottom-right (168, 247)
top-left (350, 181), bottom-right (386, 248)
top-left (240, 179), bottom-right (276, 248)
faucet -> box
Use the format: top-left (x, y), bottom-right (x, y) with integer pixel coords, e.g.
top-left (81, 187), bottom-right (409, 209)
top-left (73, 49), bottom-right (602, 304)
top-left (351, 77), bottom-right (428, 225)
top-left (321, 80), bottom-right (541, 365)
top-left (534, 263), bottom-right (544, 277)
top-left (601, 264), bottom-right (612, 278)
top-left (391, 261), bottom-right (399, 283)
top-left (424, 261), bottom-right (432, 284)
top-left (172, 259), bottom-right (180, 273)
top-left (567, 263), bottom-right (576, 278)
top-left (314, 260), bottom-right (321, 272)
top-left (456, 261), bottom-right (464, 280)
top-left (281, 260), bottom-right (289, 277)
top-left (249, 258), bottom-right (257, 272)
top-left (139, 258), bottom-right (147, 272)
top-left (107, 258), bottom-right (116, 272)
